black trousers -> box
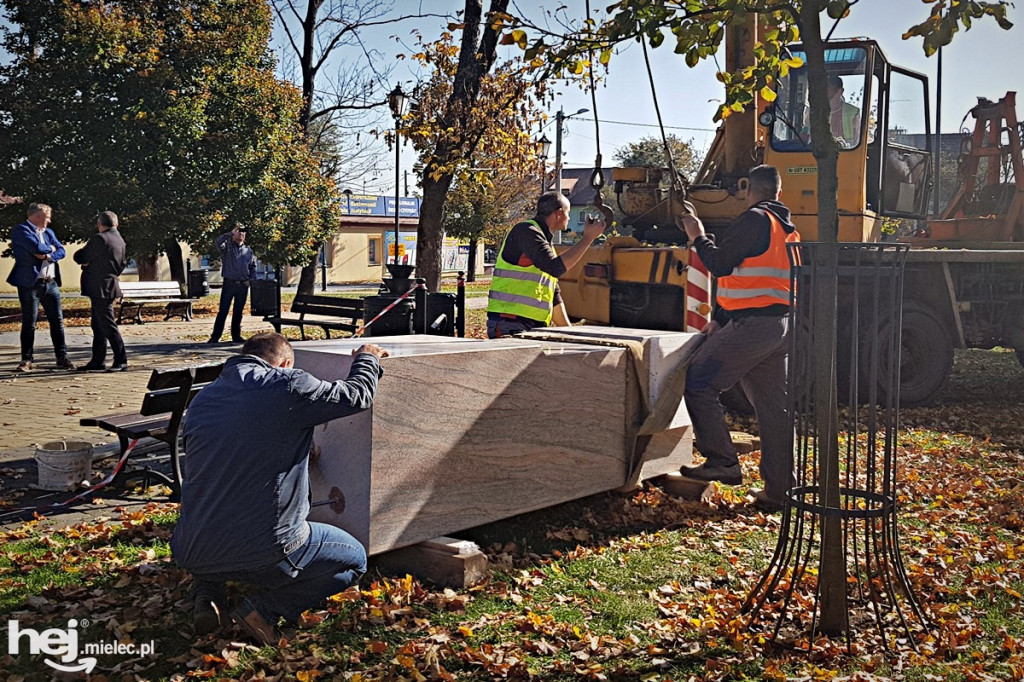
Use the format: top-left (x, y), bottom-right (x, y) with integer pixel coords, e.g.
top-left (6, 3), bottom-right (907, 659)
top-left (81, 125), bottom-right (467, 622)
top-left (89, 297), bottom-right (127, 366)
top-left (210, 279), bottom-right (249, 342)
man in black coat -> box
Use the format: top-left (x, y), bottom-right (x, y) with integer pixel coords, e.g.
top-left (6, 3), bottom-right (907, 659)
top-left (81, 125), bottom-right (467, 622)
top-left (74, 211), bottom-right (128, 372)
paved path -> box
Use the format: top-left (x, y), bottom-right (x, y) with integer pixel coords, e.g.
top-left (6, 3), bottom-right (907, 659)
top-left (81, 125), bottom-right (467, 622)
top-left (0, 313), bottom-right (276, 529)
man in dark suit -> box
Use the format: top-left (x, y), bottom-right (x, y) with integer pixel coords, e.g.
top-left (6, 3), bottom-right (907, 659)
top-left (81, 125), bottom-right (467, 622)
top-left (74, 211), bottom-right (128, 372)
top-left (6, 203), bottom-right (74, 372)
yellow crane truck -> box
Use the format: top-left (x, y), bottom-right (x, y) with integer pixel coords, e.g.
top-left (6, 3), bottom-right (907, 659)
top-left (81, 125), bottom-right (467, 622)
top-left (559, 34), bottom-right (1024, 407)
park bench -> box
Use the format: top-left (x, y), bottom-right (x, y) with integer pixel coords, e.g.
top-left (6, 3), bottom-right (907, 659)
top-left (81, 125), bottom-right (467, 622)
top-left (79, 362), bottom-right (225, 496)
top-left (117, 281), bottom-right (193, 325)
top-left (265, 293), bottom-right (364, 340)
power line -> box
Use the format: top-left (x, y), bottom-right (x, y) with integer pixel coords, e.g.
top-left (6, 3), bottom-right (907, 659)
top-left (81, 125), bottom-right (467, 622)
top-left (575, 116), bottom-right (716, 133)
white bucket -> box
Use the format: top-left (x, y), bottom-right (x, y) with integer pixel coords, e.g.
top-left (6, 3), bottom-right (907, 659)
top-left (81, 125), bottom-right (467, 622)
top-left (36, 441), bottom-right (93, 491)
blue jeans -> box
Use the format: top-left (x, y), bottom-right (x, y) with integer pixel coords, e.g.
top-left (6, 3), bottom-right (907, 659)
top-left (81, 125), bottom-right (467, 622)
top-left (209, 279), bottom-right (249, 342)
top-left (191, 522), bottom-right (367, 623)
top-left (17, 280), bottom-right (67, 362)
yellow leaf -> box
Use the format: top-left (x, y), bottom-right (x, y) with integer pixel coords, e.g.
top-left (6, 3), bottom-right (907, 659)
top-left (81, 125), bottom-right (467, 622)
top-left (760, 86), bottom-right (777, 102)
top-left (458, 626), bottom-right (474, 637)
top-left (296, 671), bottom-right (322, 682)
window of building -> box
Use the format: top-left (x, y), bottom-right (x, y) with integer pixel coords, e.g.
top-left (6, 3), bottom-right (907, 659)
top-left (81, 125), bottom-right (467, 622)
top-left (368, 237), bottom-right (382, 265)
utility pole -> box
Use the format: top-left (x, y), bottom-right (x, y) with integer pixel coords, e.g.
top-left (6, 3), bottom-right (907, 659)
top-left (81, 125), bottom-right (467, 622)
top-left (553, 107), bottom-right (588, 245)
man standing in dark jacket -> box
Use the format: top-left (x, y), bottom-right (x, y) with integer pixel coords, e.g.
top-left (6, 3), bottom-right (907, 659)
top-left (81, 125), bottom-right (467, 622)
top-left (208, 226), bottom-right (256, 344)
top-left (6, 203), bottom-right (74, 372)
top-left (675, 165), bottom-right (800, 512)
top-left (74, 211), bottom-right (128, 372)
top-left (172, 332), bottom-right (388, 645)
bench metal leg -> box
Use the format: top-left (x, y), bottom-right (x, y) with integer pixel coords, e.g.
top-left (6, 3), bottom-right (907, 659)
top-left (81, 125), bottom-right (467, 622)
top-left (168, 434), bottom-right (183, 501)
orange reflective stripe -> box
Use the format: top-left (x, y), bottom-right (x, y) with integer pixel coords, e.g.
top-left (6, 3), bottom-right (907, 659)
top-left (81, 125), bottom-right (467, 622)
top-left (718, 210), bottom-right (800, 311)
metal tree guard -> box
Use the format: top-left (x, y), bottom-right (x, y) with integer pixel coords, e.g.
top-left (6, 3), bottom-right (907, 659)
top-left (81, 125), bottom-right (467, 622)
top-left (743, 242), bottom-right (929, 651)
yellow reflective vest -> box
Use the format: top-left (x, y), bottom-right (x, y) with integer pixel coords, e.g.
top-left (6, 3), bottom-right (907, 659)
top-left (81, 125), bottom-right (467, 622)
top-left (486, 221), bottom-right (557, 324)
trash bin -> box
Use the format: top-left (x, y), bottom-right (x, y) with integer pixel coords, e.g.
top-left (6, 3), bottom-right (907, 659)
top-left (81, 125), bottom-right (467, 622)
top-left (363, 295), bottom-right (413, 336)
top-left (187, 269), bottom-right (210, 299)
top-left (415, 293), bottom-right (456, 336)
top-left (250, 279), bottom-right (280, 317)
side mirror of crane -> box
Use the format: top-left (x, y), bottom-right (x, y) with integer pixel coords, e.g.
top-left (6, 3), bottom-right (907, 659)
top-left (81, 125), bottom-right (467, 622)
top-left (758, 108), bottom-right (776, 127)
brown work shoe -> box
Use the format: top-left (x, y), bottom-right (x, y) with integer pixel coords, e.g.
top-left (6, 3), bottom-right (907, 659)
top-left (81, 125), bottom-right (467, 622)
top-left (56, 357), bottom-right (76, 371)
top-left (231, 603), bottom-right (278, 646)
top-left (15, 361), bottom-right (32, 373)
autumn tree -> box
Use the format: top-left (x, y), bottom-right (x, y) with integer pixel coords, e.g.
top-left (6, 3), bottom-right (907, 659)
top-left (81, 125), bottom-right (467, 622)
top-left (614, 134), bottom-right (702, 181)
top-left (402, 0), bottom-right (552, 292)
top-left (0, 0), bottom-right (339, 274)
top-left (444, 170), bottom-right (536, 281)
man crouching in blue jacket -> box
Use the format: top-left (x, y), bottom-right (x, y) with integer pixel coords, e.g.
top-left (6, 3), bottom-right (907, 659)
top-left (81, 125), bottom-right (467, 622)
top-left (171, 331), bottom-right (388, 645)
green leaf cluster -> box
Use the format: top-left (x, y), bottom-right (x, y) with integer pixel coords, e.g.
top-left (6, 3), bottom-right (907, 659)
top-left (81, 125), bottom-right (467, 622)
top-left (0, 0), bottom-right (339, 266)
top-left (903, 0), bottom-right (1013, 57)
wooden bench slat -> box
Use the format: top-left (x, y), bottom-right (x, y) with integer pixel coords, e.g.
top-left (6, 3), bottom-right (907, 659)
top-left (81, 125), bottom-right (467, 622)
top-left (265, 293), bottom-right (364, 339)
top-left (292, 303), bottom-right (360, 315)
top-left (148, 363), bottom-right (225, 390)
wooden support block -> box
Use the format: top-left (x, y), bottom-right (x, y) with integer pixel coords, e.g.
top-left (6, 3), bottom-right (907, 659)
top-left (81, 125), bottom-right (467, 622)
top-left (658, 472), bottom-right (715, 501)
top-left (730, 431), bottom-right (760, 454)
top-left (372, 536), bottom-right (488, 589)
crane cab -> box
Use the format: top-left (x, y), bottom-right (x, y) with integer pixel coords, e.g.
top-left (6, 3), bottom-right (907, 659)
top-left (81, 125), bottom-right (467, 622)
top-left (761, 40), bottom-right (932, 240)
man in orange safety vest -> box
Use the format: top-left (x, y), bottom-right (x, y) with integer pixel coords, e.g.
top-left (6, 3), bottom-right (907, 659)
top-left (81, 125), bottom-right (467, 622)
top-left (675, 165), bottom-right (800, 512)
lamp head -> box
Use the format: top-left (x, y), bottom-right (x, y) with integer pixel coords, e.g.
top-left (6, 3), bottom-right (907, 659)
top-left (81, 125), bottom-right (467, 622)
top-left (388, 84), bottom-right (409, 119)
top-left (538, 134), bottom-right (552, 159)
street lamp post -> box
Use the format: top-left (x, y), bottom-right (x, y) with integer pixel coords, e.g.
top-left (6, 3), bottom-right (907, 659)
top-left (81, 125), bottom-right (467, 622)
top-left (553, 107), bottom-right (589, 244)
top-left (388, 84), bottom-right (409, 265)
top-left (538, 134), bottom-right (551, 195)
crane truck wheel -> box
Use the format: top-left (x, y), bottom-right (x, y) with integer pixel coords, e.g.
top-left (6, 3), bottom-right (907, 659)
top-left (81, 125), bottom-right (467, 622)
top-left (862, 303), bottom-right (953, 407)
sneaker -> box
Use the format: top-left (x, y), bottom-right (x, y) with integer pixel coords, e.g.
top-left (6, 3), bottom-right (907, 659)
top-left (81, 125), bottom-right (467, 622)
top-left (55, 357), bottom-right (76, 371)
top-left (205, 338), bottom-right (220, 345)
top-left (15, 361), bottom-right (32, 373)
top-left (749, 489), bottom-right (785, 513)
top-left (230, 603), bottom-right (278, 646)
top-left (193, 597), bottom-right (224, 635)
top-left (79, 363), bottom-right (106, 372)
top-left (107, 363), bottom-right (129, 373)
top-left (679, 462), bottom-right (743, 486)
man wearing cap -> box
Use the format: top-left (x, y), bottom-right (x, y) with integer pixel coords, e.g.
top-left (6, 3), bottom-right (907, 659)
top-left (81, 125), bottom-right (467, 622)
top-left (208, 225), bottom-right (256, 344)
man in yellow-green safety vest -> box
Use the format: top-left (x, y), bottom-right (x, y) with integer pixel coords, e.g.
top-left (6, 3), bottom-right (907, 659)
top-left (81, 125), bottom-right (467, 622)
top-left (487, 191), bottom-right (605, 338)
top-left (828, 74), bottom-right (861, 148)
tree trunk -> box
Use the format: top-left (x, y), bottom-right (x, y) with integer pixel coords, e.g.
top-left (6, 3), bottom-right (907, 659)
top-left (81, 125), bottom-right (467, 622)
top-left (416, 0), bottom-right (508, 292)
top-left (297, 258), bottom-right (319, 295)
top-left (466, 237), bottom-right (478, 282)
top-left (164, 239), bottom-right (186, 285)
top-left (799, 0), bottom-right (846, 636)
top-left (418, 173), bottom-right (452, 291)
top-left (136, 254), bottom-right (158, 281)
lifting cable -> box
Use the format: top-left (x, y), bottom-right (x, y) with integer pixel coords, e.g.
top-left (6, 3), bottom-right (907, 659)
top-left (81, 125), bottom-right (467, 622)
top-left (584, 0), bottom-right (615, 227)
top-left (640, 34), bottom-right (696, 219)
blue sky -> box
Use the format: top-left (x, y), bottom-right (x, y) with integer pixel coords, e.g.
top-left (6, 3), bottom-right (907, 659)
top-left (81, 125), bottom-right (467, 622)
top-left (273, 0), bottom-right (1022, 193)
